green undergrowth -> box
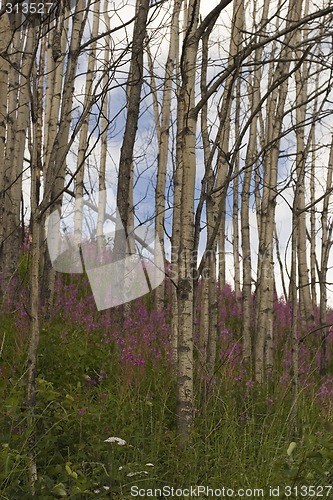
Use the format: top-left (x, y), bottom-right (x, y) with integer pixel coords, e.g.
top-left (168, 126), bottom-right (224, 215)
top-left (1, 314), bottom-right (333, 499)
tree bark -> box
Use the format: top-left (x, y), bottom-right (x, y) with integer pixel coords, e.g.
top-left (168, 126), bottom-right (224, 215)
top-left (153, 0), bottom-right (182, 311)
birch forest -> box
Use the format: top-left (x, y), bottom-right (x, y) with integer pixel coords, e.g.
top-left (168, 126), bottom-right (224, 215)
top-left (1, 0), bottom-right (333, 497)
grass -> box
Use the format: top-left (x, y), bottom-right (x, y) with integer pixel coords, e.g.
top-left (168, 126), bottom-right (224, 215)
top-left (0, 279), bottom-right (333, 498)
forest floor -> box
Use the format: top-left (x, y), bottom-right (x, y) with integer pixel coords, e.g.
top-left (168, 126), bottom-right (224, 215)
top-left (1, 274), bottom-right (333, 498)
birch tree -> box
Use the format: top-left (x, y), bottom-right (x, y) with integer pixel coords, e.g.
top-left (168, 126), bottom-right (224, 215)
top-left (41, 0), bottom-right (88, 311)
top-left (175, 0), bottom-right (233, 438)
top-left (1, 13), bottom-right (31, 297)
top-left (319, 139), bottom-right (333, 376)
top-left (0, 11), bottom-right (11, 290)
top-left (114, 0), bottom-right (150, 256)
top-left (241, 0), bottom-right (269, 367)
top-left (255, 0), bottom-right (305, 383)
top-left (293, 0), bottom-right (314, 329)
top-left (150, 0), bottom-right (182, 311)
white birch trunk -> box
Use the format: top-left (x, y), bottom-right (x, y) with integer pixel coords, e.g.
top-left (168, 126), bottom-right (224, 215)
top-left (176, 0), bottom-right (200, 438)
top-left (3, 20), bottom-right (33, 290)
top-left (154, 0), bottom-right (182, 311)
top-left (319, 138), bottom-right (333, 376)
top-left (97, 1), bottom-right (111, 256)
top-left (0, 12), bottom-right (11, 279)
top-left (255, 0), bottom-right (303, 383)
top-left (74, 0), bottom-right (100, 247)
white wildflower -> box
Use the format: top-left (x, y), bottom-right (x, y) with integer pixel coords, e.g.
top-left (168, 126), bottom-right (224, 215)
top-left (104, 436), bottom-right (127, 446)
top-left (145, 463), bottom-right (154, 467)
top-left (127, 471), bottom-right (148, 477)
